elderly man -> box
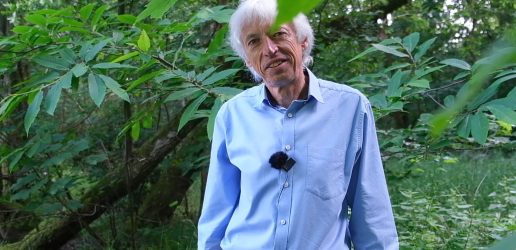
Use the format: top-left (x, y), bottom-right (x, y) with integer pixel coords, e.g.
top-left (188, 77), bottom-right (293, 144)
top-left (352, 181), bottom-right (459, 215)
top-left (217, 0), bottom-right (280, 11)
top-left (197, 0), bottom-right (399, 249)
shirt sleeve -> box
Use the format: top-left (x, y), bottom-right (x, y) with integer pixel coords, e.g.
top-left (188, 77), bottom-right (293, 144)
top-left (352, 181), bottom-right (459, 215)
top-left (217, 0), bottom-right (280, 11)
top-left (345, 102), bottom-right (399, 250)
top-left (197, 105), bottom-right (241, 250)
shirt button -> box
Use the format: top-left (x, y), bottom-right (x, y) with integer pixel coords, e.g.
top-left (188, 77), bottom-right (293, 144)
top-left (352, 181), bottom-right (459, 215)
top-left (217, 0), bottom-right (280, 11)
top-left (280, 219), bottom-right (286, 225)
top-left (285, 145), bottom-right (291, 151)
top-left (287, 113), bottom-right (293, 118)
top-left (283, 182), bottom-right (289, 188)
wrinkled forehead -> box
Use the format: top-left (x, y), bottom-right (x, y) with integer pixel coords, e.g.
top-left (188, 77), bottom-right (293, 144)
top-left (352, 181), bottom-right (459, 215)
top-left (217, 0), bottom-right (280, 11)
top-left (240, 17), bottom-right (296, 42)
top-left (240, 18), bottom-right (271, 39)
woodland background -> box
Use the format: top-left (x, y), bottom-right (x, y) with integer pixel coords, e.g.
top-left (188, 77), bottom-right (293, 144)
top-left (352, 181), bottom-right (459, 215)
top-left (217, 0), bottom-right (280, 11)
top-left (0, 0), bottom-right (515, 249)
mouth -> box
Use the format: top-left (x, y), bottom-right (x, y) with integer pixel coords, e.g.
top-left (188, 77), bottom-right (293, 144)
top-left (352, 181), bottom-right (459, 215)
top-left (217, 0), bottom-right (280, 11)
top-left (266, 60), bottom-right (286, 69)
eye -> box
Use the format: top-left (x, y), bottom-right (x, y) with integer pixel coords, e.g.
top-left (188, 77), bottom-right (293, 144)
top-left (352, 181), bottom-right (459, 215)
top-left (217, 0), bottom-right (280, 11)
top-left (247, 38), bottom-right (259, 47)
top-left (272, 31), bottom-right (287, 38)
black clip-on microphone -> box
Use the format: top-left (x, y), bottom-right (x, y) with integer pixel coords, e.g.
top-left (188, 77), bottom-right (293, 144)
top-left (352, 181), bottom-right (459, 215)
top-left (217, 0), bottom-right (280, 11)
top-left (269, 151), bottom-right (296, 171)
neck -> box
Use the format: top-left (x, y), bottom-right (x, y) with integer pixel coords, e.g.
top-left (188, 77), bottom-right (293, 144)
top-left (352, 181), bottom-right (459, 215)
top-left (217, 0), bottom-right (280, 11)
top-left (266, 70), bottom-right (308, 108)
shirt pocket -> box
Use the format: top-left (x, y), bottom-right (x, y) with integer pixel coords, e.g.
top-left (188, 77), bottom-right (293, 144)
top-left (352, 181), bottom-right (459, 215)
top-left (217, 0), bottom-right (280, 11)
top-left (306, 146), bottom-right (346, 200)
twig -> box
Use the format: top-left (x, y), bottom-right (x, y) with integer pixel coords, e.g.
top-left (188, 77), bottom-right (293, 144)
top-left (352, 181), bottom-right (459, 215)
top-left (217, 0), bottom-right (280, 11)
top-left (425, 93), bottom-right (446, 109)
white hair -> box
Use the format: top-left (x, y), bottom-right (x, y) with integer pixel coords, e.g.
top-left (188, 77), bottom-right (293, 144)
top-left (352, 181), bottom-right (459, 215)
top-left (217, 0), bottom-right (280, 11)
top-left (229, 0), bottom-right (315, 81)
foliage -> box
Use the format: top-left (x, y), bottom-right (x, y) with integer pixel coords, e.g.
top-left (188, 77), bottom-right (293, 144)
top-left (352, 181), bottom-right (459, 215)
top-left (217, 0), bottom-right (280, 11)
top-left (0, 0), bottom-right (514, 248)
top-left (388, 152), bottom-right (516, 249)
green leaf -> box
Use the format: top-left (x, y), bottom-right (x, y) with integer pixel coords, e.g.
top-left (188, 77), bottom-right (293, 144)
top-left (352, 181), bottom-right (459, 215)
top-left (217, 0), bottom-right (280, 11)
top-left (468, 74), bottom-right (516, 110)
top-left (112, 51), bottom-right (140, 63)
top-left (10, 189), bottom-right (31, 201)
top-left (62, 18), bottom-right (84, 27)
top-left (178, 93), bottom-right (208, 131)
top-left (24, 90), bottom-right (44, 134)
top-left (71, 63), bottom-right (88, 77)
top-left (143, 115), bottom-right (153, 128)
top-left (58, 27), bottom-right (90, 33)
top-left (402, 32), bottom-right (420, 53)
top-left (406, 79), bottom-right (430, 89)
top-left (164, 88), bottom-right (202, 102)
top-left (207, 26), bottom-right (228, 54)
top-left (387, 71), bottom-right (405, 97)
top-left (45, 84), bottom-right (62, 115)
top-left (495, 69), bottom-right (516, 78)
top-left (131, 121), bottom-right (141, 141)
top-left (49, 177), bottom-right (74, 195)
top-left (440, 58), bottom-right (471, 71)
top-left (383, 63), bottom-right (411, 73)
top-left (60, 73), bottom-right (74, 90)
top-left (414, 37), bottom-right (436, 61)
top-left (415, 65), bottom-right (446, 78)
top-left (25, 14), bottom-right (46, 26)
top-left (372, 44), bottom-right (408, 58)
top-left (348, 47), bottom-right (378, 62)
top-left (453, 71), bottom-right (470, 81)
top-left (138, 30), bottom-right (151, 52)
top-left (369, 94), bottom-right (388, 108)
top-left (444, 95), bottom-right (455, 108)
top-left (35, 202), bottom-right (62, 215)
top-left (386, 101), bottom-right (404, 111)
top-left (486, 104), bottom-right (516, 125)
top-left (136, 0), bottom-right (178, 23)
top-left (202, 69), bottom-right (240, 85)
top-left (457, 115), bottom-right (471, 138)
top-left (85, 153), bottom-right (108, 165)
top-left (65, 199), bottom-right (83, 211)
top-left (92, 63), bottom-right (136, 69)
top-left (0, 97), bottom-right (14, 117)
top-left (12, 26), bottom-right (32, 34)
top-left (470, 112), bottom-right (489, 144)
top-left (207, 97), bottom-right (223, 140)
top-left (59, 48), bottom-right (78, 65)
top-left (196, 67), bottom-right (218, 82)
top-left (8, 149), bottom-right (26, 172)
top-left (272, 0), bottom-right (322, 31)
top-left (126, 70), bottom-right (165, 92)
top-left (11, 173), bottom-right (36, 192)
top-left (91, 5), bottom-right (108, 29)
top-left (193, 6), bottom-right (234, 24)
top-left (117, 14), bottom-right (137, 24)
top-left (211, 87), bottom-right (242, 99)
top-left (99, 75), bottom-right (130, 102)
top-left (80, 3), bottom-right (96, 21)
top-left (88, 73), bottom-right (106, 107)
top-left (33, 55), bottom-right (70, 71)
top-left (84, 39), bottom-right (110, 62)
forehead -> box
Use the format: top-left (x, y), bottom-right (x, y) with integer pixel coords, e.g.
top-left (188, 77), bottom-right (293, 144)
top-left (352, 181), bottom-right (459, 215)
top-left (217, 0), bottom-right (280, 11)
top-left (241, 20), bottom-right (295, 39)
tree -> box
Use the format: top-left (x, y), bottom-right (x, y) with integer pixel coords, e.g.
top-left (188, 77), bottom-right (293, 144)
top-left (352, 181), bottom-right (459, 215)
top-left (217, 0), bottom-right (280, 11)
top-left (0, 0), bottom-right (514, 248)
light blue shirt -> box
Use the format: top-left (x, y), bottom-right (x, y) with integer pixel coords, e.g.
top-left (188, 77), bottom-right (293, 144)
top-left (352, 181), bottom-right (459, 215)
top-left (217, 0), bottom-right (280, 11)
top-left (198, 69), bottom-right (399, 250)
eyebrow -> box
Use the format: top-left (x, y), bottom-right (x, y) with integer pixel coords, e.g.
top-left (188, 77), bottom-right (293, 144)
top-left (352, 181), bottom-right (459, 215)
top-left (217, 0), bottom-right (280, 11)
top-left (245, 33), bottom-right (259, 43)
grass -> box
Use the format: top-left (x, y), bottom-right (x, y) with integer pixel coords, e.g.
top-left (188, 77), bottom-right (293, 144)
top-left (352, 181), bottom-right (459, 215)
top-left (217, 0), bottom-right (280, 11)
top-left (386, 150), bottom-right (516, 249)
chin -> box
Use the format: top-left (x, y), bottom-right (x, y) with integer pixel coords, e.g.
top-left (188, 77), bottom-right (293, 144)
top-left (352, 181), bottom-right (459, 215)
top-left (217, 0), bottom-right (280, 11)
top-left (265, 77), bottom-right (294, 88)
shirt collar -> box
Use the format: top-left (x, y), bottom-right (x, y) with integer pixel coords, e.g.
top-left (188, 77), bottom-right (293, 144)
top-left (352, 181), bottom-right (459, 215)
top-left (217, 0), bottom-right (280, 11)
top-left (254, 68), bottom-right (325, 108)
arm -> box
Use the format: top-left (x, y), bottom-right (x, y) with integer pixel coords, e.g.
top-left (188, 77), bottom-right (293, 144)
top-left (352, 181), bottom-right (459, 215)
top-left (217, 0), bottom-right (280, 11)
top-left (345, 103), bottom-right (399, 249)
top-left (197, 106), bottom-right (241, 250)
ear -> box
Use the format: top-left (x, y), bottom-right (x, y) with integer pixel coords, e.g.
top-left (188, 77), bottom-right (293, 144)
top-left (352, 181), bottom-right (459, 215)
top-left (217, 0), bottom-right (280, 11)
top-left (300, 38), bottom-right (308, 50)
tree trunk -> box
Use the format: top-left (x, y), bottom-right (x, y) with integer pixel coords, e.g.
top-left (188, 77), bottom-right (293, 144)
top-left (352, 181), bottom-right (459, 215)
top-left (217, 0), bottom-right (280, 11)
top-left (137, 166), bottom-right (196, 224)
top-left (134, 122), bottom-right (207, 226)
top-left (0, 113), bottom-right (202, 250)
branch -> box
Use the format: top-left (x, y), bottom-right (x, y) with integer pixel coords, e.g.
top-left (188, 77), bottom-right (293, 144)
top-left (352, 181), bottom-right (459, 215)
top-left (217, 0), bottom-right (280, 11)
top-left (3, 109), bottom-right (203, 249)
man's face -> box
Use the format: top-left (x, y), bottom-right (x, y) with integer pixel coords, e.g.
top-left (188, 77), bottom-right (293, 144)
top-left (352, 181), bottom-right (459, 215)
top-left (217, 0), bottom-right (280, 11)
top-left (241, 22), bottom-right (306, 87)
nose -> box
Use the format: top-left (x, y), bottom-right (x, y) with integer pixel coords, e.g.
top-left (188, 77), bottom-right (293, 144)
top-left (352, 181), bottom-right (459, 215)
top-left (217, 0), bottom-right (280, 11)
top-left (263, 36), bottom-right (278, 56)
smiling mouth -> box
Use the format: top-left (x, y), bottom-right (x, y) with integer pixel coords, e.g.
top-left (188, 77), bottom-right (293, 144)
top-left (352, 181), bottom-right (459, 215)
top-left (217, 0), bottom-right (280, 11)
top-left (267, 60), bottom-right (286, 69)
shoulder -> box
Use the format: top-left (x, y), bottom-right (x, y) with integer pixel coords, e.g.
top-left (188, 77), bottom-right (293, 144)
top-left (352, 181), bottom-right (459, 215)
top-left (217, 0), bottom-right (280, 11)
top-left (217, 84), bottom-right (262, 117)
top-left (317, 78), bottom-right (371, 110)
